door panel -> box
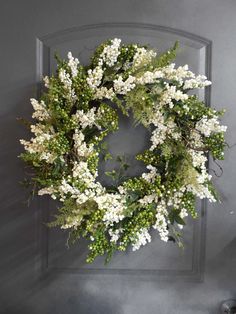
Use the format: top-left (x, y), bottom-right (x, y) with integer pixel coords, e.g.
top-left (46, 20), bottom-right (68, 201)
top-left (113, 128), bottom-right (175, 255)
top-left (37, 24), bottom-right (209, 278)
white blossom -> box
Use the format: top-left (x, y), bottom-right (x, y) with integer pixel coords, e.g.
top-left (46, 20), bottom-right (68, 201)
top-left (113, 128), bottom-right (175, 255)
top-left (20, 124), bottom-right (56, 163)
top-left (186, 182), bottom-right (215, 202)
top-left (132, 47), bottom-right (156, 69)
top-left (58, 178), bottom-right (81, 201)
top-left (186, 149), bottom-right (216, 202)
top-left (160, 84), bottom-right (188, 108)
top-left (132, 228), bottom-right (151, 251)
top-left (30, 98), bottom-right (50, 121)
top-left (61, 216), bottom-right (82, 229)
top-left (108, 228), bottom-right (123, 243)
top-left (93, 86), bottom-right (115, 100)
top-left (43, 76), bottom-right (50, 88)
top-left (100, 38), bottom-right (121, 67)
top-left (139, 193), bottom-right (157, 205)
top-left (153, 201), bottom-right (169, 242)
top-left (73, 129), bottom-right (94, 157)
top-left (136, 70), bottom-right (163, 84)
top-left (95, 193), bottom-right (126, 226)
top-left (87, 66), bottom-right (103, 89)
top-left (149, 116), bottom-right (181, 150)
top-left (72, 161), bottom-right (97, 186)
top-left (195, 116), bottom-right (227, 137)
top-left (72, 108), bottom-right (97, 129)
top-left (67, 51), bottom-right (79, 77)
top-left (142, 165), bottom-right (158, 183)
top-left (59, 68), bottom-right (77, 100)
top-left (113, 75), bottom-right (136, 95)
top-left (183, 75), bottom-right (211, 90)
top-left (189, 149), bottom-right (207, 169)
top-left (178, 208), bottom-right (188, 229)
top-left (189, 130), bottom-right (204, 148)
top-left (162, 63), bottom-right (194, 84)
top-left (59, 69), bottom-right (72, 89)
top-left (38, 186), bottom-right (57, 200)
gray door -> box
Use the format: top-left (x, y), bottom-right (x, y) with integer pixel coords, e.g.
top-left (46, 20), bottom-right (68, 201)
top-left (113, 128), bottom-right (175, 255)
top-left (1, 1), bottom-right (236, 313)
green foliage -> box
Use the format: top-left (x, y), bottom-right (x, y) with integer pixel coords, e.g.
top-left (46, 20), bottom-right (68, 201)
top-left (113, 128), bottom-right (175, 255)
top-left (153, 41), bottom-right (179, 68)
top-left (124, 85), bottom-right (154, 125)
top-left (204, 132), bottom-right (226, 160)
top-left (97, 103), bottom-right (119, 131)
top-left (105, 155), bottom-right (130, 186)
top-left (48, 199), bottom-right (97, 230)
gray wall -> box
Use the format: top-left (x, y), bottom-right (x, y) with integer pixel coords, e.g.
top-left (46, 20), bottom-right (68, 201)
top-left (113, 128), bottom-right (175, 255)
top-left (0, 1), bottom-right (236, 313)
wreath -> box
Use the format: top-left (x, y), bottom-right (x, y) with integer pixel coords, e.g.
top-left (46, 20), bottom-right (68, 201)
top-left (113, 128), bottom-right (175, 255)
top-left (20, 38), bottom-right (227, 263)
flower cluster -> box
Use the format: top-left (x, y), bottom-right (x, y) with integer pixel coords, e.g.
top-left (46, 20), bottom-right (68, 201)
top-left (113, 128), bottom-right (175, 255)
top-left (196, 116), bottom-right (227, 137)
top-left (113, 75), bottom-right (136, 94)
top-left (20, 38), bottom-right (227, 263)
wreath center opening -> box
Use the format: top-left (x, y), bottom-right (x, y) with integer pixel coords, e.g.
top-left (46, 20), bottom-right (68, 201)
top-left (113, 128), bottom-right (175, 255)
top-left (97, 109), bottom-right (151, 188)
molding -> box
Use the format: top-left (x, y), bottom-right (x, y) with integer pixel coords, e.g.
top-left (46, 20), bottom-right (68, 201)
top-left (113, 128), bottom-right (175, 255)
top-left (35, 23), bottom-right (212, 281)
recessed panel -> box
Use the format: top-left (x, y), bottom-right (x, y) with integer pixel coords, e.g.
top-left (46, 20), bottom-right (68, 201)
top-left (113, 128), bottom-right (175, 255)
top-left (37, 24), bottom-right (210, 276)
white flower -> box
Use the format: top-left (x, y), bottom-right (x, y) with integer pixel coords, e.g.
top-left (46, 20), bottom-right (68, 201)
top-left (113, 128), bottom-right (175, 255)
top-left (67, 51), bottom-right (79, 77)
top-left (43, 76), bottom-right (50, 88)
top-left (93, 86), bottom-right (115, 100)
top-left (160, 84), bottom-right (188, 108)
top-left (183, 75), bottom-right (211, 90)
top-left (178, 208), bottom-right (188, 229)
top-left (30, 98), bottom-right (50, 121)
top-left (73, 129), bottom-right (94, 157)
top-left (72, 161), bottom-right (97, 186)
top-left (132, 47), bottom-right (156, 69)
top-left (142, 165), bottom-right (158, 183)
top-left (139, 193), bottom-right (157, 205)
top-left (132, 228), bottom-right (151, 251)
top-left (188, 149), bottom-right (207, 169)
top-left (189, 130), bottom-right (203, 148)
top-left (87, 65), bottom-right (103, 89)
top-left (162, 63), bottom-right (195, 84)
top-left (136, 70), bottom-right (163, 84)
top-left (73, 107), bottom-right (97, 129)
top-left (95, 193), bottom-right (126, 226)
top-left (117, 185), bottom-right (126, 195)
top-left (58, 178), bottom-right (81, 201)
top-left (113, 75), bottom-right (136, 95)
top-left (187, 149), bottom-right (215, 202)
top-left (149, 115), bottom-right (180, 150)
top-left (38, 186), bottom-right (57, 200)
top-left (186, 182), bottom-right (216, 202)
top-left (59, 69), bottom-right (72, 88)
top-left (195, 116), bottom-right (227, 137)
top-left (101, 38), bottom-right (121, 67)
top-left (108, 228), bottom-right (123, 243)
top-left (153, 201), bottom-right (169, 242)
top-left (20, 124), bottom-right (57, 163)
top-left (59, 69), bottom-right (77, 100)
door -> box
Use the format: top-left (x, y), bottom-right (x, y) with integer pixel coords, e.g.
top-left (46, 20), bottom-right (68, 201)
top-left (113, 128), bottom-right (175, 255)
top-left (1, 1), bottom-right (235, 313)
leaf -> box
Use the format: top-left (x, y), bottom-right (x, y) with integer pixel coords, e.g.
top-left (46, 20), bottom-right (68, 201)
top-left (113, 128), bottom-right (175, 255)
top-left (154, 41), bottom-right (179, 68)
top-left (126, 191), bottom-right (141, 205)
top-left (174, 215), bottom-right (186, 226)
top-left (122, 163), bottom-right (130, 171)
top-left (105, 170), bottom-right (117, 180)
top-left (116, 155), bottom-right (123, 162)
top-left (168, 236), bottom-right (176, 243)
top-left (123, 202), bottom-right (140, 217)
top-left (104, 153), bottom-right (112, 161)
top-left (16, 117), bottom-right (31, 129)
